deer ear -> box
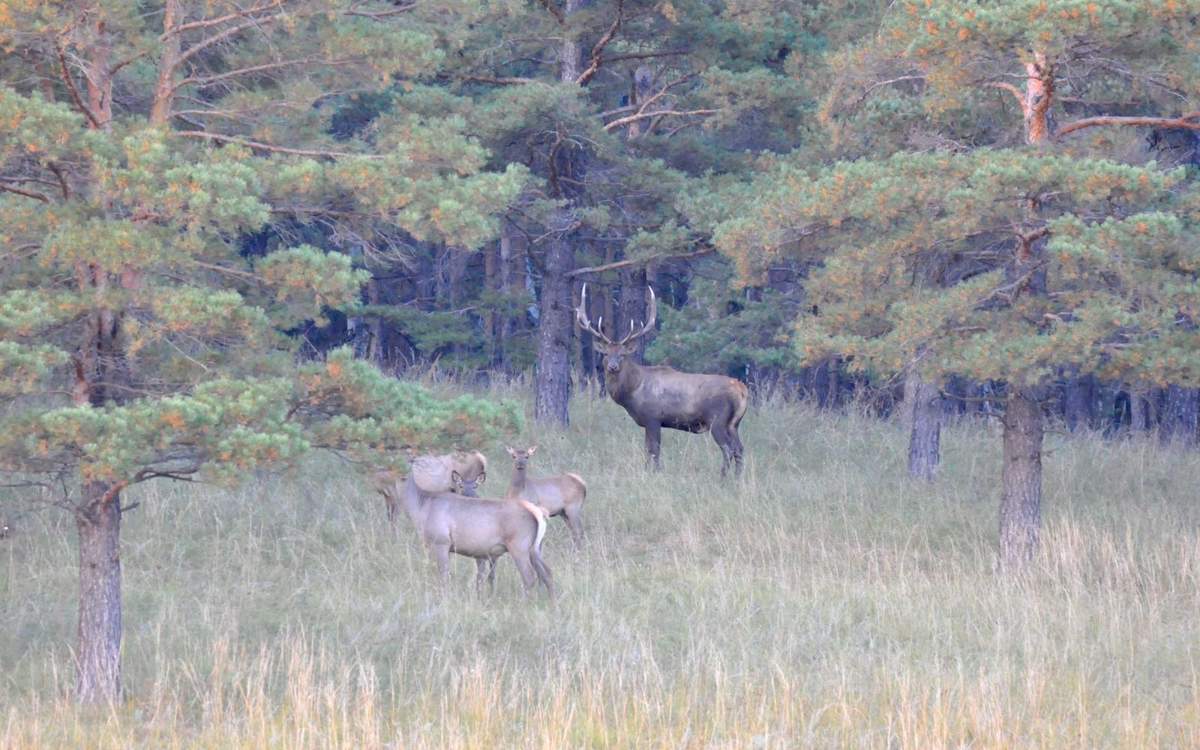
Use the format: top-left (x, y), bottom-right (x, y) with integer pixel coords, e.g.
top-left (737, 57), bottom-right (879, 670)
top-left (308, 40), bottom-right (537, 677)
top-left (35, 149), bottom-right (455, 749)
top-left (451, 470), bottom-right (462, 482)
top-left (528, 445), bottom-right (538, 455)
top-left (506, 446), bottom-right (516, 458)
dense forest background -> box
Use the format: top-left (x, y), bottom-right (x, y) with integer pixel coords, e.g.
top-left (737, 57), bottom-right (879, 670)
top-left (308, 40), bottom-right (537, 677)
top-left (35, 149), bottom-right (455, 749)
top-left (130, 0), bottom-right (1200, 437)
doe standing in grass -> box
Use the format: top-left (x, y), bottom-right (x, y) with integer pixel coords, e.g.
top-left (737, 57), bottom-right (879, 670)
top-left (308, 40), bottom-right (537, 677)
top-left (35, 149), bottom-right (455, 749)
top-left (374, 458), bottom-right (554, 597)
top-left (505, 446), bottom-right (587, 548)
top-left (576, 285), bottom-right (750, 476)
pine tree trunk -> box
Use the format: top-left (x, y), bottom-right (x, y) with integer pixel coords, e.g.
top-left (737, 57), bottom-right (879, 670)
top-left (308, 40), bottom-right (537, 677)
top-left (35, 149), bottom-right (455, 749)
top-left (1063, 373), bottom-right (1095, 432)
top-left (1159, 385), bottom-right (1199, 446)
top-left (999, 389), bottom-right (1043, 569)
top-left (534, 236), bottom-right (575, 425)
top-left (1129, 384), bottom-right (1151, 434)
top-left (75, 481), bottom-right (123, 704)
top-left (905, 371), bottom-right (941, 481)
top-left (533, 0), bottom-right (583, 425)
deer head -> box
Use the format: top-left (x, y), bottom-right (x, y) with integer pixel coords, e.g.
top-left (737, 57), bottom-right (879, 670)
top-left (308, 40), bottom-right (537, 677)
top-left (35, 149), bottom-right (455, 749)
top-left (575, 284), bottom-right (657, 374)
top-left (506, 445), bottom-right (538, 472)
top-left (451, 469), bottom-right (485, 497)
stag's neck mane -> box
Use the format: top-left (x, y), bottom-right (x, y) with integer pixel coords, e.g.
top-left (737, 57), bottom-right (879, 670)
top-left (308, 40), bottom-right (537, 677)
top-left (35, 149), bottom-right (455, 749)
top-left (606, 358), bottom-right (647, 403)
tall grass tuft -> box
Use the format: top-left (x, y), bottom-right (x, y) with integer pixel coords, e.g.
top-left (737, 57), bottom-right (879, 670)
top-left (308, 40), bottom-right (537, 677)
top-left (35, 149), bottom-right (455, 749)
top-left (2, 390), bottom-right (1198, 747)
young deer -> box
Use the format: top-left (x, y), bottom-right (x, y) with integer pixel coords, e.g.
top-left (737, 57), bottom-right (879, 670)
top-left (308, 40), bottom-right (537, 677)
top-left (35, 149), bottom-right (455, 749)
top-left (505, 446), bottom-right (587, 548)
top-left (374, 458), bottom-right (555, 597)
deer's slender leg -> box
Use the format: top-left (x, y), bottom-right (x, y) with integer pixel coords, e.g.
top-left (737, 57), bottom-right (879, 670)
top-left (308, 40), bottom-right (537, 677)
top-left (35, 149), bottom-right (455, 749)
top-left (712, 420), bottom-right (734, 477)
top-left (729, 425), bottom-right (745, 476)
top-left (644, 422), bottom-right (662, 471)
top-left (563, 506), bottom-right (585, 548)
top-left (509, 548), bottom-right (538, 594)
top-left (530, 550), bottom-right (556, 599)
top-left (474, 558), bottom-right (491, 597)
top-left (431, 543), bottom-right (452, 589)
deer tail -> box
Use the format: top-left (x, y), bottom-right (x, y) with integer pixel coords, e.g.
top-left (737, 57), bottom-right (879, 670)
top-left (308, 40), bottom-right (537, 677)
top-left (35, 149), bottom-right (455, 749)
top-left (730, 379), bottom-right (750, 428)
top-left (565, 472), bottom-right (587, 497)
top-left (517, 499), bottom-right (547, 551)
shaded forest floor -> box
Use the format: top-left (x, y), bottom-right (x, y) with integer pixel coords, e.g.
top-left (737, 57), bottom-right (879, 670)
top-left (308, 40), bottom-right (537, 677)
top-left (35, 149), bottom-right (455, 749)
top-left (3, 387), bottom-right (1199, 748)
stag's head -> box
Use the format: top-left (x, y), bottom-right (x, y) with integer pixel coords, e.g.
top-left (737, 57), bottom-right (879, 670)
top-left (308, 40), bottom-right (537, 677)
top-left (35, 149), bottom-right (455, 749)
top-left (575, 284), bottom-right (657, 376)
top-left (506, 445), bottom-right (538, 471)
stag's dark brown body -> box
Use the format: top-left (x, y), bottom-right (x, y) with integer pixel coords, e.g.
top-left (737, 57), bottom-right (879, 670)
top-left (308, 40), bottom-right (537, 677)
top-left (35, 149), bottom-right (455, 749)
top-left (577, 285), bottom-right (749, 476)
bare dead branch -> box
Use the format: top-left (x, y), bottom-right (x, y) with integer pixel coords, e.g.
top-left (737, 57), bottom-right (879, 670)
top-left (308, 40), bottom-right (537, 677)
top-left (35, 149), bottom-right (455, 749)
top-left (0, 184), bottom-right (50, 203)
top-left (56, 43), bottom-right (102, 128)
top-left (567, 248), bottom-right (713, 277)
top-left (986, 81), bottom-right (1025, 108)
top-left (164, 1), bottom-right (285, 37)
top-left (175, 57), bottom-right (345, 92)
top-left (1057, 111), bottom-right (1200, 137)
top-left (537, 0), bottom-right (566, 25)
top-left (345, 3), bottom-right (417, 18)
top-left (575, 0), bottom-right (623, 86)
top-left (603, 108), bottom-right (718, 132)
top-left (175, 130), bottom-right (380, 159)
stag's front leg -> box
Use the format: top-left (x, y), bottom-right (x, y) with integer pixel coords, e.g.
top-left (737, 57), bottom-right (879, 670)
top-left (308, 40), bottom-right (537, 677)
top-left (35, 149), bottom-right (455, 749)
top-left (644, 422), bottom-right (662, 471)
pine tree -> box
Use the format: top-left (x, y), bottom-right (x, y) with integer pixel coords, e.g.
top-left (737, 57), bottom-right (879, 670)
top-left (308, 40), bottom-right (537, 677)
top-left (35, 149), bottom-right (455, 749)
top-left (0, 2), bottom-right (521, 703)
top-left (707, 0), bottom-right (1200, 566)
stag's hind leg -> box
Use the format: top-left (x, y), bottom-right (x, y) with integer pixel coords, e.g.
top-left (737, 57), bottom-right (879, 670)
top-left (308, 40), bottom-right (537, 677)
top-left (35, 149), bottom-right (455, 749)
top-left (711, 419), bottom-right (736, 478)
top-left (728, 424), bottom-right (745, 477)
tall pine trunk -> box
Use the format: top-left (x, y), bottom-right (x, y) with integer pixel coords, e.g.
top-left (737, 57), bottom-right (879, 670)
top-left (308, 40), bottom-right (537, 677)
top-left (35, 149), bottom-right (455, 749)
top-left (904, 370), bottom-right (941, 480)
top-left (999, 389), bottom-right (1043, 568)
top-left (1158, 385), bottom-right (1199, 446)
top-left (1063, 373), bottom-right (1095, 432)
top-left (533, 0), bottom-right (583, 425)
top-left (75, 482), bottom-right (122, 703)
top-left (534, 237), bottom-right (575, 425)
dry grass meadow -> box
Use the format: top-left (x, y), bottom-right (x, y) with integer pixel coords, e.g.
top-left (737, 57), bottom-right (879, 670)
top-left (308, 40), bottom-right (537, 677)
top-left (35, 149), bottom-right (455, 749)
top-left (2, 386), bottom-right (1199, 748)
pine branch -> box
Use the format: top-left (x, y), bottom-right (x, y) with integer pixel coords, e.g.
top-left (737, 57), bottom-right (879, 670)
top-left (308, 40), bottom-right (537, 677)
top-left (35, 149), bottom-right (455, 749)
top-left (575, 0), bottom-right (623, 86)
top-left (1057, 111), bottom-right (1200, 137)
top-left (175, 130), bottom-right (379, 159)
top-left (56, 43), bottom-right (102, 128)
top-left (568, 248), bottom-right (713, 277)
top-left (537, 0), bottom-right (566, 25)
top-left (603, 108), bottom-right (718, 132)
top-left (0, 184), bottom-right (50, 203)
top-left (164, 1), bottom-right (285, 37)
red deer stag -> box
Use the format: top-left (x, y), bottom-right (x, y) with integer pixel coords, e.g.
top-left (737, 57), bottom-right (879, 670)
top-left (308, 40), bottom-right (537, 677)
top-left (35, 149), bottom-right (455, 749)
top-left (373, 459), bottom-right (554, 597)
top-left (576, 285), bottom-right (749, 476)
top-left (505, 445), bottom-right (587, 547)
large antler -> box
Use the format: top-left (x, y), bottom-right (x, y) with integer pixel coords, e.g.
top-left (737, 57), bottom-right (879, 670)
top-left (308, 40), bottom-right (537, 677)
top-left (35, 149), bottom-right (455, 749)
top-left (618, 286), bottom-right (657, 345)
top-left (575, 283), bottom-right (614, 344)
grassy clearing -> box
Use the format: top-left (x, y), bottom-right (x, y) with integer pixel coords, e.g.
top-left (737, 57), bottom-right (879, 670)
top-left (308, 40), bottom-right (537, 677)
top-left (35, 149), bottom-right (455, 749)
top-left (2, 388), bottom-right (1199, 748)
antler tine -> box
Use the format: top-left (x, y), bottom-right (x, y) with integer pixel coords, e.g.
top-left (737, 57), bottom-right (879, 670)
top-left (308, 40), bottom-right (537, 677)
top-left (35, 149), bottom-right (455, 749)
top-left (575, 282), bottom-right (614, 344)
top-left (618, 286), bottom-right (658, 345)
